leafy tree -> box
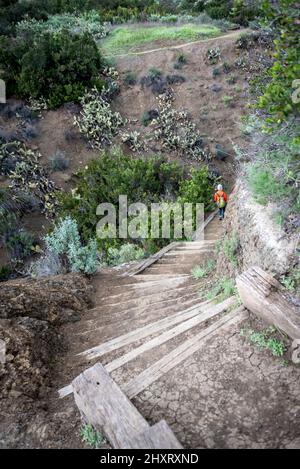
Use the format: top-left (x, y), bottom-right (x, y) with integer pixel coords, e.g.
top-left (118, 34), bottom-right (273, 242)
top-left (231, 0), bottom-right (261, 25)
top-left (0, 29), bottom-right (104, 107)
top-left (204, 0), bottom-right (233, 19)
top-left (59, 150), bottom-right (215, 245)
top-left (258, 0), bottom-right (300, 126)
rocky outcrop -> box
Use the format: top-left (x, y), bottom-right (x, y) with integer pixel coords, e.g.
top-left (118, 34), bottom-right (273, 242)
top-left (0, 273), bottom-right (93, 448)
top-left (0, 273), bottom-right (93, 324)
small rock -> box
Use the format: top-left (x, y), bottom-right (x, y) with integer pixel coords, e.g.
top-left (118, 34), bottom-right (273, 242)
top-left (211, 84), bottom-right (222, 93)
top-left (215, 143), bottom-right (230, 161)
top-left (10, 389), bottom-right (22, 398)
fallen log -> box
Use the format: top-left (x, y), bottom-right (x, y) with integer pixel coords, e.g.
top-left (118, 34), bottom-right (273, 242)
top-left (236, 266), bottom-right (300, 340)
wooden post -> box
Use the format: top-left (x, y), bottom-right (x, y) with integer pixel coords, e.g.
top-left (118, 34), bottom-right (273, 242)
top-left (236, 266), bottom-right (300, 340)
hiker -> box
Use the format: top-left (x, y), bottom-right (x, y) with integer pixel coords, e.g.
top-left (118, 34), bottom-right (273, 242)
top-left (214, 184), bottom-right (228, 220)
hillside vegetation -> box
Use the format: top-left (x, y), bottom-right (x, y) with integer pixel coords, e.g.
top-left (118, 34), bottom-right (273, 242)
top-left (0, 1), bottom-right (299, 285)
top-left (101, 23), bottom-right (222, 55)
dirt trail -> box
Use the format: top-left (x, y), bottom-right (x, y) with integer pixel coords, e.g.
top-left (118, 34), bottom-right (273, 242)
top-left (54, 215), bottom-right (300, 449)
top-left (107, 29), bottom-right (246, 58)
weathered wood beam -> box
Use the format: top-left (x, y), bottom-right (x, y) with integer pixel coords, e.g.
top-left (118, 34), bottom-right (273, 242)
top-left (72, 363), bottom-right (182, 449)
top-left (236, 266), bottom-right (300, 340)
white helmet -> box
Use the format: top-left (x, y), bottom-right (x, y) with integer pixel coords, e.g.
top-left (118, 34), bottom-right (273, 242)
top-left (217, 184), bottom-right (223, 191)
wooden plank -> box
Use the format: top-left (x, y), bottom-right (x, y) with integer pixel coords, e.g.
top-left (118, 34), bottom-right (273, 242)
top-left (77, 302), bottom-right (212, 360)
top-left (95, 282), bottom-right (199, 307)
top-left (106, 296), bottom-right (236, 373)
top-left (72, 364), bottom-right (183, 448)
top-left (124, 210), bottom-right (218, 276)
top-left (135, 273), bottom-right (190, 276)
top-left (123, 242), bottom-right (179, 277)
top-left (77, 297), bottom-right (203, 336)
top-left (130, 420), bottom-right (182, 449)
top-left (237, 266), bottom-right (300, 340)
top-left (58, 383), bottom-right (74, 399)
top-left (192, 209), bottom-right (218, 241)
top-left (123, 305), bottom-right (248, 399)
top-left (72, 363), bottom-right (149, 448)
top-left (58, 300), bottom-right (213, 398)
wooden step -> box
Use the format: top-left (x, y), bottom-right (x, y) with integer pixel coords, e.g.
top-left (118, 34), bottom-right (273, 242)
top-left (75, 297), bottom-right (204, 341)
top-left (123, 305), bottom-right (248, 399)
top-left (176, 241), bottom-right (216, 247)
top-left (105, 297), bottom-right (236, 374)
top-left (134, 274), bottom-right (191, 279)
top-left (79, 290), bottom-right (202, 328)
top-left (97, 282), bottom-right (199, 306)
top-left (157, 257), bottom-right (207, 265)
top-left (142, 266), bottom-right (197, 275)
top-left (78, 301), bottom-right (213, 361)
top-left (173, 245), bottom-right (215, 252)
top-left (58, 300), bottom-right (213, 398)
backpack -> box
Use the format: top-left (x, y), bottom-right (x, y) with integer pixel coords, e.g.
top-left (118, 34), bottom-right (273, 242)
top-left (217, 192), bottom-right (226, 208)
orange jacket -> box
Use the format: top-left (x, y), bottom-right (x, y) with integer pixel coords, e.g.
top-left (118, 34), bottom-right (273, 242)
top-left (214, 190), bottom-right (228, 203)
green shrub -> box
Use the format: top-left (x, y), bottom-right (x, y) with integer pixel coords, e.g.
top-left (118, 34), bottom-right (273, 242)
top-left (123, 70), bottom-right (137, 86)
top-left (206, 47), bottom-right (221, 64)
top-left (174, 53), bottom-right (187, 70)
top-left (5, 229), bottom-right (34, 261)
top-left (215, 240), bottom-right (222, 255)
top-left (206, 278), bottom-right (237, 302)
top-left (49, 150), bottom-right (70, 172)
top-left (1, 30), bottom-right (105, 108)
top-left (244, 120), bottom-right (299, 227)
top-left (226, 75), bottom-right (238, 85)
top-left (29, 217), bottom-right (99, 277)
top-left (179, 166), bottom-right (215, 211)
top-left (247, 164), bottom-right (292, 206)
top-left (16, 11), bottom-right (109, 41)
top-left (58, 149), bottom-right (216, 256)
top-left (160, 14), bottom-right (178, 23)
top-left (204, 1), bottom-right (232, 20)
top-left (74, 88), bottom-right (124, 149)
top-left (0, 265), bottom-right (12, 282)
top-left (59, 150), bottom-right (185, 242)
top-left (81, 424), bottom-right (103, 449)
top-left (223, 233), bottom-right (239, 267)
top-left (231, 0), bottom-right (260, 26)
top-left (107, 243), bottom-right (145, 266)
top-left (212, 67), bottom-right (221, 78)
top-left (233, 84), bottom-right (242, 93)
top-left (241, 326), bottom-right (286, 357)
top-left (141, 110), bottom-right (159, 126)
top-left (280, 266), bottom-right (300, 296)
top-left (148, 68), bottom-right (162, 80)
top-left (257, 0), bottom-right (300, 129)
top-left (191, 259), bottom-right (216, 279)
top-left (222, 95), bottom-right (235, 107)
top-left (222, 61), bottom-right (232, 74)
